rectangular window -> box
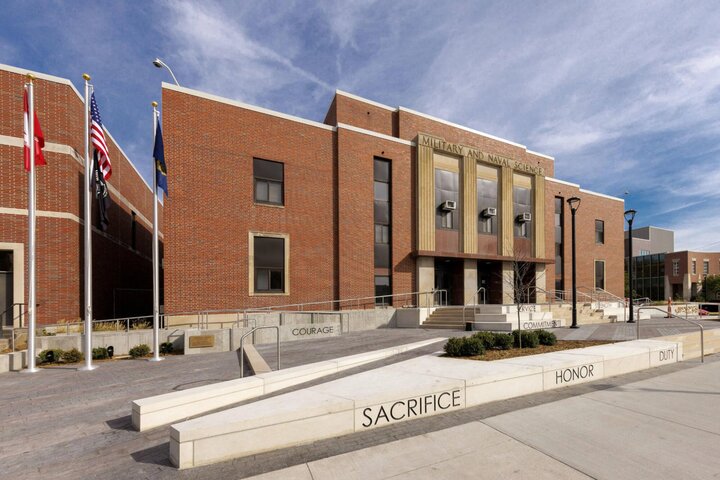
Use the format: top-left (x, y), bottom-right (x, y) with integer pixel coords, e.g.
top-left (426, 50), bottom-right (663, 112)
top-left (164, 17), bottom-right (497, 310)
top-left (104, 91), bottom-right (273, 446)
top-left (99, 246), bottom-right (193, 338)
top-left (692, 260), bottom-right (697, 275)
top-left (375, 276), bottom-right (391, 305)
top-left (254, 158), bottom-right (284, 205)
top-left (703, 260), bottom-right (709, 275)
top-left (595, 220), bottom-right (604, 244)
top-left (374, 158), bottom-right (391, 270)
top-left (595, 260), bottom-right (605, 290)
top-left (513, 185), bottom-right (532, 238)
top-left (131, 211), bottom-right (137, 250)
top-left (435, 169), bottom-right (459, 230)
top-left (254, 236), bottom-right (285, 293)
top-left (554, 197), bottom-right (564, 293)
top-left (477, 178), bottom-right (498, 234)
top-left (672, 259), bottom-right (679, 276)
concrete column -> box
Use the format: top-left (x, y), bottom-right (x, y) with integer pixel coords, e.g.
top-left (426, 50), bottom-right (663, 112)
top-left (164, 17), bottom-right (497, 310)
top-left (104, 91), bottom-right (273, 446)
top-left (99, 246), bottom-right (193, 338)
top-left (535, 264), bottom-right (547, 303)
top-left (664, 276), bottom-right (671, 302)
top-left (502, 261), bottom-right (515, 304)
top-left (683, 274), bottom-right (691, 301)
top-left (417, 141), bottom-right (435, 251)
top-left (500, 166), bottom-right (514, 256)
top-left (533, 175), bottom-right (545, 258)
top-left (463, 259), bottom-right (478, 305)
top-left (417, 257), bottom-right (435, 307)
top-left (461, 154), bottom-right (477, 254)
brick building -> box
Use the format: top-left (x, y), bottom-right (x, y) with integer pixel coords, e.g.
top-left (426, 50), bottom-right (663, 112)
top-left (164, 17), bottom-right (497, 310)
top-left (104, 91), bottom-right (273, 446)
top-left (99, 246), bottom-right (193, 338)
top-left (163, 84), bottom-right (625, 314)
top-left (631, 251), bottom-right (720, 301)
top-left (0, 64), bottom-right (162, 326)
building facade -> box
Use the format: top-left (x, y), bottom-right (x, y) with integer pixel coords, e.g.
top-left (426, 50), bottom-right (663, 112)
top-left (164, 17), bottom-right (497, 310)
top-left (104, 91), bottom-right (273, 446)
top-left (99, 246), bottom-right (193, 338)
top-left (0, 64), bottom-right (162, 326)
top-left (163, 84), bottom-right (625, 313)
top-left (625, 225), bottom-right (674, 257)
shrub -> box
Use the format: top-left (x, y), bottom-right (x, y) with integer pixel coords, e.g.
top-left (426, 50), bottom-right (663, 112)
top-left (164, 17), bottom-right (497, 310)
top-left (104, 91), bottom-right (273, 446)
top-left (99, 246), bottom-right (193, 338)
top-left (38, 349), bottom-right (64, 364)
top-left (130, 320), bottom-right (152, 330)
top-left (537, 330), bottom-right (557, 346)
top-left (492, 333), bottom-right (514, 350)
top-left (129, 344), bottom-right (151, 358)
top-left (512, 330), bottom-right (540, 348)
top-left (472, 331), bottom-right (496, 349)
top-left (444, 336), bottom-right (485, 357)
top-left (92, 347), bottom-right (109, 360)
top-left (160, 342), bottom-right (174, 355)
top-left (61, 348), bottom-right (84, 363)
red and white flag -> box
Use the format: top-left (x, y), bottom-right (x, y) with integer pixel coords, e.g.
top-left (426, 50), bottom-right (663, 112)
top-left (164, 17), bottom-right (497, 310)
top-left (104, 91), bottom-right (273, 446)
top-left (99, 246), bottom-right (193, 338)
top-left (23, 89), bottom-right (46, 171)
top-left (90, 93), bottom-right (111, 180)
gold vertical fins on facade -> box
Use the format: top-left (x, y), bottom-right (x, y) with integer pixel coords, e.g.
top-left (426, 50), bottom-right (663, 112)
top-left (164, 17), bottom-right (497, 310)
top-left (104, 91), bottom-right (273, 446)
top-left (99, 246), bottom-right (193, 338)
top-left (533, 174), bottom-right (545, 258)
top-left (417, 141), bottom-right (435, 251)
top-left (500, 166), bottom-right (514, 256)
top-left (462, 154), bottom-right (477, 253)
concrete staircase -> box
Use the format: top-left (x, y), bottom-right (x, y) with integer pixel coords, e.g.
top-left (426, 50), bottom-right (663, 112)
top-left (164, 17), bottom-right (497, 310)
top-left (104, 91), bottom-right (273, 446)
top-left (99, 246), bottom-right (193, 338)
top-left (472, 304), bottom-right (563, 332)
top-left (422, 307), bottom-right (471, 330)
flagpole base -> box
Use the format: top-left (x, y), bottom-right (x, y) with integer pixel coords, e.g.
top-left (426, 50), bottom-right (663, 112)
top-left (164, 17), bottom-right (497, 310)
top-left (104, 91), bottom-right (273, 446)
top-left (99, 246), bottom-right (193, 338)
top-left (147, 356), bottom-right (164, 362)
top-left (21, 367), bottom-right (41, 374)
top-left (77, 365), bottom-right (97, 371)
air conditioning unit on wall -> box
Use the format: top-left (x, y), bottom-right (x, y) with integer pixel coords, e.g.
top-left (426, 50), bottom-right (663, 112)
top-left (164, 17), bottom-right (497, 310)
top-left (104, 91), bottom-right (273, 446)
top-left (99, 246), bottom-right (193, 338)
top-left (440, 200), bottom-right (457, 211)
top-left (481, 207), bottom-right (497, 218)
top-left (517, 212), bottom-right (532, 223)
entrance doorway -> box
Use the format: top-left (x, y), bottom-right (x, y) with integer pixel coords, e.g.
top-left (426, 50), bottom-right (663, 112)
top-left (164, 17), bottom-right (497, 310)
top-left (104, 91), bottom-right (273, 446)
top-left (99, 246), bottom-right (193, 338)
top-left (434, 259), bottom-right (464, 305)
top-left (477, 261), bottom-right (503, 304)
top-left (0, 251), bottom-right (13, 328)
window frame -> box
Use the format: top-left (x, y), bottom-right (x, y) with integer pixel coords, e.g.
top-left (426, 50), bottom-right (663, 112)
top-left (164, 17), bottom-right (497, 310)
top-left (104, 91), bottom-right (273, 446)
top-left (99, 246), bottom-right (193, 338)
top-left (253, 158), bottom-right (285, 206)
top-left (249, 232), bottom-right (290, 295)
top-left (595, 220), bottom-right (605, 244)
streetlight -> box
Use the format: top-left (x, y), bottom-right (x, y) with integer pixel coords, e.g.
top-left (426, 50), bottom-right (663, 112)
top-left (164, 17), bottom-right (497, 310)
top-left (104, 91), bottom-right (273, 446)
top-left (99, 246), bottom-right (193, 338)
top-left (152, 58), bottom-right (180, 86)
top-left (624, 209), bottom-right (637, 323)
top-left (567, 197), bottom-right (581, 329)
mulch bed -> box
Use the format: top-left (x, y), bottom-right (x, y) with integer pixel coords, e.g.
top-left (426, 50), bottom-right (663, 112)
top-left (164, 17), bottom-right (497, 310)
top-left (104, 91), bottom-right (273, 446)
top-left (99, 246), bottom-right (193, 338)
top-left (466, 340), bottom-right (612, 361)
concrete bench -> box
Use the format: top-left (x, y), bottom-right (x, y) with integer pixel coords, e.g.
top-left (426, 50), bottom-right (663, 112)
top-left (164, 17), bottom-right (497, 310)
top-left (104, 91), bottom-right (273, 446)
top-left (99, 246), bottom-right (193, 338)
top-left (132, 337), bottom-right (444, 431)
top-left (168, 339), bottom-right (681, 469)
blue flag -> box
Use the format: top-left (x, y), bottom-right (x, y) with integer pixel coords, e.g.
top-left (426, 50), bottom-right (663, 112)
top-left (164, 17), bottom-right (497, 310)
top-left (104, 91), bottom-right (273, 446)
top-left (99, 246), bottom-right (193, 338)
top-left (153, 118), bottom-right (168, 197)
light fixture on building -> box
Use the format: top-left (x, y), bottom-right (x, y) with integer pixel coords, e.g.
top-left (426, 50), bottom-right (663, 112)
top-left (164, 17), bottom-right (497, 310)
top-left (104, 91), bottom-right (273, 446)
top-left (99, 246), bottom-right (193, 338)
top-left (567, 196), bottom-right (581, 328)
top-left (152, 58), bottom-right (180, 86)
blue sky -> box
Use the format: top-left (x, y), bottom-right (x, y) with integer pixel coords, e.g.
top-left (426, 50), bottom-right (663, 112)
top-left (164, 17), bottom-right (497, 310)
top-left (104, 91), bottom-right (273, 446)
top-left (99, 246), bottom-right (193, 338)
top-left (2, 0), bottom-right (719, 251)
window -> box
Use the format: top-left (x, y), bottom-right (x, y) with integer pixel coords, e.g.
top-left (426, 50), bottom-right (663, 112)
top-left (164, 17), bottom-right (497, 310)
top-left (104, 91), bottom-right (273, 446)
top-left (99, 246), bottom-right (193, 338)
top-left (374, 159), bottom-right (391, 269)
top-left (477, 178), bottom-right (498, 234)
top-left (513, 184), bottom-right (532, 238)
top-left (435, 169), bottom-right (459, 230)
top-left (254, 236), bottom-right (285, 293)
top-left (595, 260), bottom-right (605, 290)
top-left (131, 211), bottom-right (137, 250)
top-left (375, 276), bottom-right (391, 305)
top-left (692, 260), bottom-right (697, 275)
top-left (595, 220), bottom-right (604, 244)
top-left (703, 260), bottom-right (709, 275)
top-left (672, 259), bottom-right (679, 276)
top-left (254, 158), bottom-right (284, 205)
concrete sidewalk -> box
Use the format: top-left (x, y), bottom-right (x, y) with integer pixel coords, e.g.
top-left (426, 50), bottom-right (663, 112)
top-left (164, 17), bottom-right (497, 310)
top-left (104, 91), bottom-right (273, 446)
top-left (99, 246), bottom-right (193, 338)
top-left (248, 355), bottom-right (720, 480)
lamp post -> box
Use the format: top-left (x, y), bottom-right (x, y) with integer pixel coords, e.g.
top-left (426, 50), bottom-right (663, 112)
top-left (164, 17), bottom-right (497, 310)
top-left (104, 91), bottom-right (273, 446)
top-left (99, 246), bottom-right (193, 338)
top-left (625, 209), bottom-right (637, 323)
top-left (567, 197), bottom-right (581, 328)
top-left (152, 58), bottom-right (180, 86)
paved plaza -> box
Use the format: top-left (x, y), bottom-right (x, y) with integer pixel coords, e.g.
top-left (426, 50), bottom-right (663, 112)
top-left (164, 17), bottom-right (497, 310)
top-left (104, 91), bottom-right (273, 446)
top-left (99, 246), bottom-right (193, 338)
top-left (0, 321), bottom-right (718, 479)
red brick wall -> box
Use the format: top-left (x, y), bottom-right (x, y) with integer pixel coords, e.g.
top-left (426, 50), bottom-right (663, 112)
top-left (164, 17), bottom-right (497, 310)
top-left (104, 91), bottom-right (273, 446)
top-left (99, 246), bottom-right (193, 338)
top-left (0, 68), bottom-right (159, 324)
top-left (331, 94), bottom-right (397, 137)
top-left (163, 88), bottom-right (336, 313)
top-left (544, 181), bottom-right (625, 298)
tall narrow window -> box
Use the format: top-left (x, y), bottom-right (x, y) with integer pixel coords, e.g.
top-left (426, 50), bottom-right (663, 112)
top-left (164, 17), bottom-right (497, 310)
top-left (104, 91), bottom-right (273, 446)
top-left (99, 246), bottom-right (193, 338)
top-left (374, 158), bottom-right (392, 304)
top-left (254, 158), bottom-right (284, 205)
top-left (672, 259), bottom-right (679, 276)
top-left (554, 197), bottom-right (564, 292)
top-left (692, 260), bottom-right (697, 275)
top-left (131, 211), bottom-right (137, 250)
top-left (513, 174), bottom-right (532, 239)
top-left (477, 176), bottom-right (498, 234)
top-left (703, 260), bottom-right (709, 275)
top-left (595, 220), bottom-right (604, 244)
top-left (595, 260), bottom-right (605, 290)
top-left (254, 236), bottom-right (285, 293)
top-left (435, 169), bottom-right (459, 230)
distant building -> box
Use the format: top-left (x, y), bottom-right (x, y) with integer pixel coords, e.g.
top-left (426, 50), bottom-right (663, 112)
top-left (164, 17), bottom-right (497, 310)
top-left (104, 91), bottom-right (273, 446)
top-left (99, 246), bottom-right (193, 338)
top-left (624, 226), bottom-right (674, 257)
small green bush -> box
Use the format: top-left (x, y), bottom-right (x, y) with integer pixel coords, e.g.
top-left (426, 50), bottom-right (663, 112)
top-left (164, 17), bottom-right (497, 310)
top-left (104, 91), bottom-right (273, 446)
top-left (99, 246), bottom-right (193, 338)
top-left (471, 331), bottom-right (496, 349)
top-left (444, 336), bottom-right (485, 357)
top-left (512, 330), bottom-right (540, 348)
top-left (92, 347), bottom-right (109, 360)
top-left (61, 348), bottom-right (84, 363)
top-left (38, 349), bottom-right (64, 364)
top-left (160, 342), bottom-right (174, 355)
top-left (537, 330), bottom-right (557, 346)
top-left (129, 344), bottom-right (151, 358)
top-left (492, 333), bottom-right (514, 350)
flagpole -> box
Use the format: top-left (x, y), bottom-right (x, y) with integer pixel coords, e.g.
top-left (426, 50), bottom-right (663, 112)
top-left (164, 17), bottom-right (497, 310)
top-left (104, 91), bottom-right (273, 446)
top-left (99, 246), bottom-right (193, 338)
top-left (150, 101), bottom-right (163, 362)
top-left (24, 74), bottom-right (39, 373)
top-left (79, 73), bottom-right (95, 371)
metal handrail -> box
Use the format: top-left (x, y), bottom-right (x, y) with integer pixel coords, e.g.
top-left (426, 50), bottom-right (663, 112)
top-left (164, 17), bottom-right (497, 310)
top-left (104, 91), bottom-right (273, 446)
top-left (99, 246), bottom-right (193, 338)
top-left (239, 326), bottom-right (280, 378)
top-left (637, 306), bottom-right (704, 363)
top-left (462, 287), bottom-right (486, 323)
top-left (1, 303), bottom-right (27, 331)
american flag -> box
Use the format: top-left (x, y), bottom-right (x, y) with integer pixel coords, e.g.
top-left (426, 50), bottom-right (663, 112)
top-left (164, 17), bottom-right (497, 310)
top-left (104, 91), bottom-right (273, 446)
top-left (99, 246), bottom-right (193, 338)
top-left (90, 93), bottom-right (112, 180)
